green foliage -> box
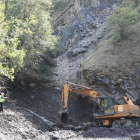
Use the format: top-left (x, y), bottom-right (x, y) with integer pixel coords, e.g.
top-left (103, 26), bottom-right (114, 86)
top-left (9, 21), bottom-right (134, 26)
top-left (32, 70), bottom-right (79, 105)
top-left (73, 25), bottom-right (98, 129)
top-left (53, 1), bottom-right (65, 11)
top-left (107, 7), bottom-right (139, 44)
top-left (0, 3), bottom-right (25, 81)
top-left (83, 117), bottom-right (89, 123)
top-left (51, 0), bottom-right (68, 15)
top-left (0, 0), bottom-right (57, 84)
top-left (132, 0), bottom-right (140, 8)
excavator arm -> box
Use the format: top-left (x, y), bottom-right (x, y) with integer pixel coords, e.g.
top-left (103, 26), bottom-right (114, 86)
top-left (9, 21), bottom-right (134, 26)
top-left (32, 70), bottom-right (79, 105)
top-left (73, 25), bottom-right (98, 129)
top-left (56, 83), bottom-right (101, 123)
top-left (61, 83), bottom-right (101, 110)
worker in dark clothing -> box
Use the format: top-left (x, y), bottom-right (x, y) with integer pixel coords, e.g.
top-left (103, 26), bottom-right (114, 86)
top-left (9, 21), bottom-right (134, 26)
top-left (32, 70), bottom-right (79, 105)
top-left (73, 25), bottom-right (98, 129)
top-left (0, 93), bottom-right (4, 112)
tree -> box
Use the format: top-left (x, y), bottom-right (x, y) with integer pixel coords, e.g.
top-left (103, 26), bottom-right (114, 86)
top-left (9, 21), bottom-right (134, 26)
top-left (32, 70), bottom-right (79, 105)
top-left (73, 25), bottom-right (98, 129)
top-left (107, 7), bottom-right (139, 43)
top-left (1, 0), bottom-right (57, 84)
top-left (0, 3), bottom-right (25, 81)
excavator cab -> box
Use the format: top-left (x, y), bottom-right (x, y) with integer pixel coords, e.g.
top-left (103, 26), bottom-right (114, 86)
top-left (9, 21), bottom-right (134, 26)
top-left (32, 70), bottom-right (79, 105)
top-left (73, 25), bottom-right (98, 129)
top-left (93, 96), bottom-right (115, 117)
top-left (56, 82), bottom-right (140, 126)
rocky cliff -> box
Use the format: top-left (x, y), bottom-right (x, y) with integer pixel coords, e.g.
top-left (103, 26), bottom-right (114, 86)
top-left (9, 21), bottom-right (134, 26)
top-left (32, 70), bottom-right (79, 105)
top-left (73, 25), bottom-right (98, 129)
top-left (53, 0), bottom-right (120, 83)
top-left (52, 0), bottom-right (140, 103)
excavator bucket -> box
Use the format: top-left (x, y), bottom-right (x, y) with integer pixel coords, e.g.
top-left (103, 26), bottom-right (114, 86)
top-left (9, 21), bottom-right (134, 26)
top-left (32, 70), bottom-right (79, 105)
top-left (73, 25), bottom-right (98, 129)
top-left (55, 111), bottom-right (68, 123)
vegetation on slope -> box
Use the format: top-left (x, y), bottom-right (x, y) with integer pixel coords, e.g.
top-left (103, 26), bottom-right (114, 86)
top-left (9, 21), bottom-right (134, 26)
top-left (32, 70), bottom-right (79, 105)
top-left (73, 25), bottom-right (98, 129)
top-left (107, 7), bottom-right (139, 44)
top-left (51, 0), bottom-right (70, 20)
top-left (52, 0), bottom-right (69, 12)
top-left (81, 1), bottom-right (140, 94)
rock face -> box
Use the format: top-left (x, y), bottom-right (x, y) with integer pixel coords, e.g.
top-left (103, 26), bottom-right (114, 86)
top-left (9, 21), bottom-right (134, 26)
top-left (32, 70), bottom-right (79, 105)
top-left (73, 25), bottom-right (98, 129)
top-left (77, 68), bottom-right (138, 104)
top-left (52, 0), bottom-right (140, 104)
top-left (53, 0), bottom-right (121, 55)
top-left (53, 0), bottom-right (121, 87)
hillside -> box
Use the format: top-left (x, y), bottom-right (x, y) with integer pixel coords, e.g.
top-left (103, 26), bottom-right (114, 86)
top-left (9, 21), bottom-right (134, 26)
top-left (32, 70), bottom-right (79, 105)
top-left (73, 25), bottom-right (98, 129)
top-left (52, 0), bottom-right (119, 86)
top-left (80, 1), bottom-right (140, 103)
top-left (52, 0), bottom-right (140, 103)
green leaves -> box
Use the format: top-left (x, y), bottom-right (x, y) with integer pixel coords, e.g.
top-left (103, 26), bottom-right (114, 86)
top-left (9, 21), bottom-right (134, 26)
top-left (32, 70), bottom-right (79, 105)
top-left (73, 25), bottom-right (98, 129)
top-left (132, 0), bottom-right (140, 8)
top-left (107, 7), bottom-right (139, 43)
top-left (0, 3), bottom-right (22, 80)
top-left (0, 0), bottom-right (57, 84)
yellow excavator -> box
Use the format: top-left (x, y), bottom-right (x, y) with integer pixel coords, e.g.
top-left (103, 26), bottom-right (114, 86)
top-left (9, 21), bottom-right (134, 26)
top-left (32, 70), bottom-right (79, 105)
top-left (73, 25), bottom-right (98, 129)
top-left (56, 82), bottom-right (140, 127)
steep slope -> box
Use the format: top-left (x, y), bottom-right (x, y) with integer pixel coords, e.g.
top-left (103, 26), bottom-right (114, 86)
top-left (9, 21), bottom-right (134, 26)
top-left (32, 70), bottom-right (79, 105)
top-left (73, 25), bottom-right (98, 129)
top-left (52, 0), bottom-right (140, 104)
top-left (79, 2), bottom-right (140, 103)
top-left (53, 0), bottom-right (121, 86)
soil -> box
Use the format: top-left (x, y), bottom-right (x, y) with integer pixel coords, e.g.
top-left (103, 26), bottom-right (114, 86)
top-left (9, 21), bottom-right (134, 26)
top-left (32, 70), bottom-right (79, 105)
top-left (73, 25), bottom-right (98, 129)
top-left (0, 87), bottom-right (140, 140)
top-left (10, 87), bottom-right (94, 124)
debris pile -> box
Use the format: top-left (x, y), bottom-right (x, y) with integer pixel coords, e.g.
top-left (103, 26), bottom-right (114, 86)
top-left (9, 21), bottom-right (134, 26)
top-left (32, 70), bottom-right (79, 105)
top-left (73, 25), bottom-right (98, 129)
top-left (0, 111), bottom-right (50, 140)
top-left (3, 88), bottom-right (140, 140)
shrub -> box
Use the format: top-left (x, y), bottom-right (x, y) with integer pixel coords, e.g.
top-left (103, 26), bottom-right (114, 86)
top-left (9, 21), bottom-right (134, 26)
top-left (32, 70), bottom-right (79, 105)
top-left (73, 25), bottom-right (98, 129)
top-left (133, 0), bottom-right (140, 8)
top-left (107, 7), bottom-right (139, 44)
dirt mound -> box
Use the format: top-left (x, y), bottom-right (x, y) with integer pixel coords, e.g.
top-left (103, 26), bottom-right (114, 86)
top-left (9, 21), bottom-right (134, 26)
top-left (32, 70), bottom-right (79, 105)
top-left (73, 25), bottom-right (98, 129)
top-left (0, 105), bottom-right (51, 140)
top-left (10, 87), bottom-right (94, 123)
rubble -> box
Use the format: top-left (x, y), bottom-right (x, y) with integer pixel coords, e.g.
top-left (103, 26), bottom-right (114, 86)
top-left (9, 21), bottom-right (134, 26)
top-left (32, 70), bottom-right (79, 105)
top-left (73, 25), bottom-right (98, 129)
top-left (53, 11), bottom-right (109, 86)
top-left (5, 87), bottom-right (140, 140)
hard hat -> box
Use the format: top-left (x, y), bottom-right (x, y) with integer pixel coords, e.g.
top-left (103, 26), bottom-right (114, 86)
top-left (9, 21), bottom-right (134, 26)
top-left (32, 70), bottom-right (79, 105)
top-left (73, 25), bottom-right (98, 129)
top-left (1, 93), bottom-right (4, 95)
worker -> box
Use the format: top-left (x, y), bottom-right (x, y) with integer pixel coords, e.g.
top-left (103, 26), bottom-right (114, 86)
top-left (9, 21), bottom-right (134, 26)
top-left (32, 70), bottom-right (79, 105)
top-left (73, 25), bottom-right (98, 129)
top-left (0, 93), bottom-right (4, 112)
